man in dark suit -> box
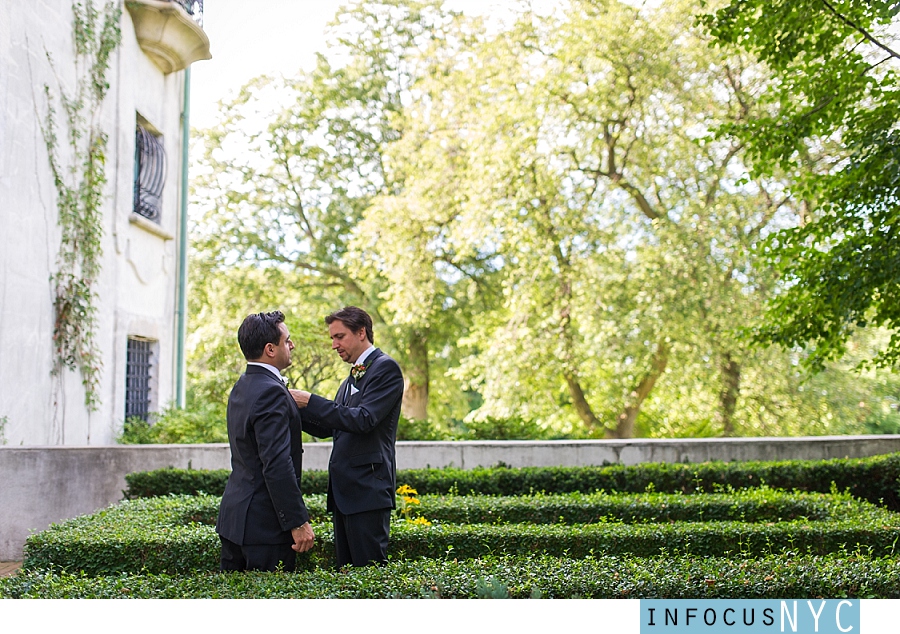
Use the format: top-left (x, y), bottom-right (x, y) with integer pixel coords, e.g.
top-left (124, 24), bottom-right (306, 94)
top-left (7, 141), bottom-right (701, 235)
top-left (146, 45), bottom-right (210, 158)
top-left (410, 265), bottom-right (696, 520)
top-left (291, 306), bottom-right (404, 568)
top-left (216, 311), bottom-right (315, 572)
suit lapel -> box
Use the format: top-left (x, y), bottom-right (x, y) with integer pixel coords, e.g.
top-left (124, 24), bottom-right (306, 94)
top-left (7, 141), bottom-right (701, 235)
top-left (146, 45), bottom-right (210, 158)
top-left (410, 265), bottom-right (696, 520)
top-left (336, 376), bottom-right (352, 405)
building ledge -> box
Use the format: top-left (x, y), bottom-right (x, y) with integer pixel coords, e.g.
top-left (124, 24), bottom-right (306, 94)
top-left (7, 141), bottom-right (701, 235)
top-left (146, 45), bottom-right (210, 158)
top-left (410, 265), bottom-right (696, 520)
top-left (126, 0), bottom-right (211, 74)
top-left (130, 212), bottom-right (175, 240)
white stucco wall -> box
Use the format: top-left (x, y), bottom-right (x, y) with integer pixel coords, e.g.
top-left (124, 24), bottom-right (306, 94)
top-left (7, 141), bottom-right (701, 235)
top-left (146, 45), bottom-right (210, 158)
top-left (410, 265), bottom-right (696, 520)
top-left (0, 1), bottom-right (192, 446)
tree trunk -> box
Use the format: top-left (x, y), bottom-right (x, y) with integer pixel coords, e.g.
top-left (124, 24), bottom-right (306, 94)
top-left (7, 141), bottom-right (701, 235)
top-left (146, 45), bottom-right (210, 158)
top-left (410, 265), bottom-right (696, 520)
top-left (564, 372), bottom-right (603, 432)
top-left (610, 342), bottom-right (670, 439)
top-left (719, 352), bottom-right (741, 436)
top-left (401, 328), bottom-right (429, 420)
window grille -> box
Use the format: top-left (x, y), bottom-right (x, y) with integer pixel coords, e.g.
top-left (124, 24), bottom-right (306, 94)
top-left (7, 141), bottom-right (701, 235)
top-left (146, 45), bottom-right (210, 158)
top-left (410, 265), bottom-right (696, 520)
top-left (125, 338), bottom-right (154, 421)
top-left (173, 0), bottom-right (204, 26)
top-left (133, 123), bottom-right (166, 222)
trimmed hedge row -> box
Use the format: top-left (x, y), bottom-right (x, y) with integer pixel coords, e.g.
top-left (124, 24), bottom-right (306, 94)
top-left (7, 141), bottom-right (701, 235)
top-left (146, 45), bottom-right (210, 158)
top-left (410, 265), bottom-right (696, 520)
top-left (5, 554), bottom-right (900, 598)
top-left (122, 452), bottom-right (900, 510)
top-left (122, 468), bottom-right (329, 499)
top-left (400, 453), bottom-right (900, 510)
top-left (389, 517), bottom-right (900, 561)
top-left (414, 489), bottom-right (861, 524)
top-left (21, 495), bottom-right (330, 575)
top-left (120, 474), bottom-right (868, 527)
top-left (122, 468), bottom-right (231, 498)
top-left (147, 488), bottom-right (849, 526)
top-left (23, 494), bottom-right (900, 575)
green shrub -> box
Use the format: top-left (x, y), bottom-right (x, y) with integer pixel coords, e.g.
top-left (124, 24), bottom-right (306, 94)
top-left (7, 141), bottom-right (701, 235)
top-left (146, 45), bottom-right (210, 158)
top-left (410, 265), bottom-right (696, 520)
top-left (388, 516), bottom-right (900, 561)
top-left (123, 453), bottom-right (900, 510)
top-left (123, 469), bottom-right (233, 498)
top-left (121, 478), bottom-right (871, 526)
top-left (122, 467), bottom-right (328, 499)
top-left (118, 417), bottom-right (160, 445)
top-left (396, 415), bottom-right (447, 441)
top-left (399, 452), bottom-right (900, 510)
top-left (462, 416), bottom-right (557, 440)
top-left (118, 403), bottom-right (227, 445)
top-left (23, 495), bottom-right (331, 575)
top-left (23, 493), bottom-right (899, 575)
top-left (4, 554), bottom-right (899, 598)
top-left (414, 488), bottom-right (863, 525)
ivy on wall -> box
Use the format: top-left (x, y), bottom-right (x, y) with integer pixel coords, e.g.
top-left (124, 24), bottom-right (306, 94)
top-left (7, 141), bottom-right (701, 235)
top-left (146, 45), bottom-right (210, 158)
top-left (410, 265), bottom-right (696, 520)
top-left (41, 1), bottom-right (121, 410)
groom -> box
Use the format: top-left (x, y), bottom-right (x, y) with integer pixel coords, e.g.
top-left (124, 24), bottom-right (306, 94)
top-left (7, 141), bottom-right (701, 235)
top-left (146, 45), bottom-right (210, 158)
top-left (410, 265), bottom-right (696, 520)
top-left (292, 306), bottom-right (404, 568)
top-left (216, 311), bottom-right (315, 572)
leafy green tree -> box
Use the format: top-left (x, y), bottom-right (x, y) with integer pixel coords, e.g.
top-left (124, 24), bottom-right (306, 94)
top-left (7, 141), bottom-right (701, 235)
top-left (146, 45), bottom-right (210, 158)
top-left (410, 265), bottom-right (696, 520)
top-left (700, 0), bottom-right (900, 370)
top-left (191, 0), bottom-right (473, 423)
top-left (375, 0), bottom-right (809, 437)
top-left (186, 263), bottom-right (340, 414)
top-left (184, 0), bottom-right (900, 441)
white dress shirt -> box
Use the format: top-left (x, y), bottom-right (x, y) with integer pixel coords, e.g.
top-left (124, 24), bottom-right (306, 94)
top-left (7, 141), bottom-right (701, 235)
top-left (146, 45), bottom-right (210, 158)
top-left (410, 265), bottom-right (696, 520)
top-left (247, 362), bottom-right (286, 383)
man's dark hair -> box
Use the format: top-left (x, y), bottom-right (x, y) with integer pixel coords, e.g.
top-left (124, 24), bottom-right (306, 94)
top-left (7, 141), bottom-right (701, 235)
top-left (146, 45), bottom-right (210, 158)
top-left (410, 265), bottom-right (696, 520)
top-left (325, 306), bottom-right (374, 343)
top-left (238, 311), bottom-right (285, 360)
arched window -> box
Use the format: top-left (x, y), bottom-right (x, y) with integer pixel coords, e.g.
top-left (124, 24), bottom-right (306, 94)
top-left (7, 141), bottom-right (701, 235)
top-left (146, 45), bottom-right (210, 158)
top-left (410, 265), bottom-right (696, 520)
top-left (133, 122), bottom-right (166, 222)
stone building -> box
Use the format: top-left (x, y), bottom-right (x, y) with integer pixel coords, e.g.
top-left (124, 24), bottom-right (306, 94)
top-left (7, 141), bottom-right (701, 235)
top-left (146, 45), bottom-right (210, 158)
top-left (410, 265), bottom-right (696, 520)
top-left (0, 0), bottom-right (210, 445)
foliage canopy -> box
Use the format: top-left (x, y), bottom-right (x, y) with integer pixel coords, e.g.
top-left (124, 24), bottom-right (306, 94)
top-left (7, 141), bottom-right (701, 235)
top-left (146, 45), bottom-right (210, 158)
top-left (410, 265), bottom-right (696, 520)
top-left (700, 0), bottom-right (900, 370)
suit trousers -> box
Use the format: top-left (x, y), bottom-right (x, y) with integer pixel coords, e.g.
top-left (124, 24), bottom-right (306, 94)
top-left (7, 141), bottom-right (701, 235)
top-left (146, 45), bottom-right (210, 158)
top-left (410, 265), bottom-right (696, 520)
top-left (219, 536), bottom-right (296, 572)
top-left (332, 507), bottom-right (391, 568)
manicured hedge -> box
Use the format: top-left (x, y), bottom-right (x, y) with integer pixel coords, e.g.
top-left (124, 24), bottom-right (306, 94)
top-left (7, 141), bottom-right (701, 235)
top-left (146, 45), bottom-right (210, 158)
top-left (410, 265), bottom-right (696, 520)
top-left (5, 554), bottom-right (900, 598)
top-left (122, 468), bottom-right (232, 498)
top-left (122, 453), bottom-right (900, 510)
top-left (122, 468), bottom-right (328, 499)
top-left (414, 489), bottom-right (858, 525)
top-left (399, 453), bottom-right (900, 510)
top-left (23, 493), bottom-right (900, 575)
top-left (388, 516), bottom-right (900, 561)
top-left (22, 495), bottom-right (331, 575)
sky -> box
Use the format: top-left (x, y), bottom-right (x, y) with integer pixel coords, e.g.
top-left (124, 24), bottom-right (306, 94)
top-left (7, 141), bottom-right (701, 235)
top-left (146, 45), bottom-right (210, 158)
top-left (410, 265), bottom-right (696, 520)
top-left (188, 0), bottom-right (528, 130)
top-left (189, 0), bottom-right (337, 129)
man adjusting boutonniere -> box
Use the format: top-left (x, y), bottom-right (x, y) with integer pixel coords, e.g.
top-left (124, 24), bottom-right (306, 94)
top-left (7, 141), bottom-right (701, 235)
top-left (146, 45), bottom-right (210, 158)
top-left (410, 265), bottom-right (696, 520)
top-left (288, 306), bottom-right (404, 569)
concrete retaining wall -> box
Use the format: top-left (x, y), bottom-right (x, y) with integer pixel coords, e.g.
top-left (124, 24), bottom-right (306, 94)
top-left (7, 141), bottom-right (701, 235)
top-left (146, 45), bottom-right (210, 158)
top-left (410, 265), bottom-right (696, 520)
top-left (3, 435), bottom-right (900, 560)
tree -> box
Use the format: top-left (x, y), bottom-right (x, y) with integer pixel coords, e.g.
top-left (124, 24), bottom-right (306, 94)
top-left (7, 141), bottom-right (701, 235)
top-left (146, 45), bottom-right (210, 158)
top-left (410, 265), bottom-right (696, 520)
top-left (186, 0), bottom-right (900, 440)
top-left (186, 262), bottom-right (340, 415)
top-left (700, 0), bottom-right (900, 370)
top-left (374, 0), bottom-right (808, 437)
top-left (192, 0), bottom-right (467, 421)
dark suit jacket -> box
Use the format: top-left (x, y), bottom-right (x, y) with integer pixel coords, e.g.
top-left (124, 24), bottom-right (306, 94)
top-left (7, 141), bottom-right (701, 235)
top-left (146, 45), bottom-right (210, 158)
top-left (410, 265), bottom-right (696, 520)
top-left (303, 348), bottom-right (404, 515)
top-left (216, 365), bottom-right (310, 545)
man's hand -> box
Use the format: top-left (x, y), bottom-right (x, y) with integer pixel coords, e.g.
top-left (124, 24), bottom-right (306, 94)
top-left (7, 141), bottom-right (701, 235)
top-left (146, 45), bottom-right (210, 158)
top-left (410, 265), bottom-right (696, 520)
top-left (289, 389), bottom-right (311, 408)
top-left (291, 522), bottom-right (315, 553)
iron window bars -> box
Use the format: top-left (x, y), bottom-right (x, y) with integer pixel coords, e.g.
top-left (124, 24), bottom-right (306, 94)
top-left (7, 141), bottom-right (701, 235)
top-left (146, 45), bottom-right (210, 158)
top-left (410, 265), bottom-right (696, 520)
top-left (133, 123), bottom-right (166, 222)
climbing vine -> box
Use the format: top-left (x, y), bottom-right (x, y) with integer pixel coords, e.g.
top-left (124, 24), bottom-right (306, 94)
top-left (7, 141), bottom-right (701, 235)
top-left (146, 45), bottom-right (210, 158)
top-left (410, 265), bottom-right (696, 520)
top-left (41, 1), bottom-right (121, 410)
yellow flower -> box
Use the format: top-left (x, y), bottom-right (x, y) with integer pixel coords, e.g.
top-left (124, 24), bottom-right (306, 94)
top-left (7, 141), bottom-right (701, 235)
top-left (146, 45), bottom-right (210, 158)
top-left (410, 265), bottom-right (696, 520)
top-left (410, 516), bottom-right (432, 526)
top-left (396, 484), bottom-right (418, 496)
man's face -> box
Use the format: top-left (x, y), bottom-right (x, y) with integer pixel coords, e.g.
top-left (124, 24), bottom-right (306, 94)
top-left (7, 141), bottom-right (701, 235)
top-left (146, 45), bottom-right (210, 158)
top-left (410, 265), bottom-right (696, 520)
top-left (270, 322), bottom-right (294, 371)
top-left (328, 320), bottom-right (368, 364)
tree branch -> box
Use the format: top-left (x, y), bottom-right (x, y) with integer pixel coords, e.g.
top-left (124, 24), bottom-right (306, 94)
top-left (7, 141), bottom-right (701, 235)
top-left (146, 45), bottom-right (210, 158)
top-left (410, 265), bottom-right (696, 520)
top-left (820, 0), bottom-right (900, 61)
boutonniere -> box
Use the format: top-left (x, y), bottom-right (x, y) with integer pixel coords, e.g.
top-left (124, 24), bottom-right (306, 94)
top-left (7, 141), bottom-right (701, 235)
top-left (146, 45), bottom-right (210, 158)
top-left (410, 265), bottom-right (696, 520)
top-left (351, 363), bottom-right (367, 381)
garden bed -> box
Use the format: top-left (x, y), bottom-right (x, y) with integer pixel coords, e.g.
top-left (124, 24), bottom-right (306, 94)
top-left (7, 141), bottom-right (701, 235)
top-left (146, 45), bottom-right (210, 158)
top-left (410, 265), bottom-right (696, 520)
top-left (4, 553), bottom-right (900, 599)
top-left (21, 491), bottom-right (900, 575)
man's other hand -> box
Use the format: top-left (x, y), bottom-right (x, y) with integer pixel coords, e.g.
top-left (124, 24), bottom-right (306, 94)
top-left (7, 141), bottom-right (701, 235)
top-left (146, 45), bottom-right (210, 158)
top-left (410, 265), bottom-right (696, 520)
top-left (289, 389), bottom-right (311, 408)
top-left (291, 522), bottom-right (315, 553)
